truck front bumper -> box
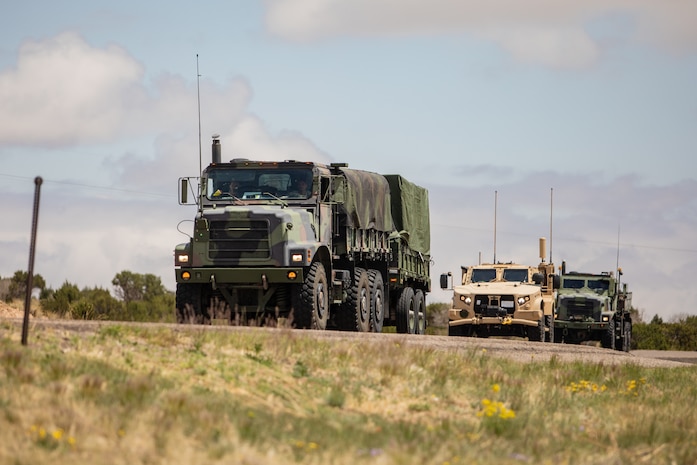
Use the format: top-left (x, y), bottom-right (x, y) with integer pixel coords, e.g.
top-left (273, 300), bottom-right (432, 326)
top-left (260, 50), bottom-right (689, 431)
top-left (176, 267), bottom-right (305, 286)
top-left (554, 321), bottom-right (609, 331)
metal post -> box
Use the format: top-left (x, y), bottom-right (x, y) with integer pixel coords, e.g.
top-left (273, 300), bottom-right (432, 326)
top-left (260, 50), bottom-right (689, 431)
top-left (21, 176), bottom-right (42, 346)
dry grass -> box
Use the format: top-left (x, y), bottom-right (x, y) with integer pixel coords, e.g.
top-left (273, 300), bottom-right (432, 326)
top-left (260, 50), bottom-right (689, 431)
top-left (1, 320), bottom-right (696, 464)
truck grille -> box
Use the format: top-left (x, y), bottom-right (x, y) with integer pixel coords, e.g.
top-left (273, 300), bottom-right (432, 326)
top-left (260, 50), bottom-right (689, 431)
top-left (208, 220), bottom-right (271, 260)
top-left (564, 299), bottom-right (599, 320)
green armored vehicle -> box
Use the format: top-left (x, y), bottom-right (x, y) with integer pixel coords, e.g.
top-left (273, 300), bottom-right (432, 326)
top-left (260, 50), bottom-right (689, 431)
top-left (554, 263), bottom-right (632, 351)
top-left (440, 239), bottom-right (558, 342)
top-left (174, 136), bottom-right (431, 333)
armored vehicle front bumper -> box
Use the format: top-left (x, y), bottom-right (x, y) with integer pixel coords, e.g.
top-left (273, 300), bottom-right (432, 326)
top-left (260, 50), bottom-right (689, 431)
top-left (449, 308), bottom-right (542, 328)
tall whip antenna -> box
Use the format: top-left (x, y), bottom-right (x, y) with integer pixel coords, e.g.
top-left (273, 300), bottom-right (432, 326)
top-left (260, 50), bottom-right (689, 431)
top-left (493, 190), bottom-right (498, 264)
top-left (616, 223), bottom-right (621, 272)
top-left (549, 187), bottom-right (554, 264)
top-left (196, 54), bottom-right (202, 176)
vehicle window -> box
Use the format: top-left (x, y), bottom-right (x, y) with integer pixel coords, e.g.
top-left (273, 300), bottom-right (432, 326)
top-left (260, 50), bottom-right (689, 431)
top-left (587, 280), bottom-right (610, 291)
top-left (562, 279), bottom-right (585, 289)
top-left (503, 269), bottom-right (529, 282)
top-left (472, 269), bottom-right (497, 283)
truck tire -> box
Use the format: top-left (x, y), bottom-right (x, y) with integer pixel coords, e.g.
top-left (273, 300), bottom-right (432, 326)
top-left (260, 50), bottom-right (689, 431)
top-left (601, 321), bottom-right (616, 350)
top-left (293, 262), bottom-right (329, 330)
top-left (176, 283), bottom-right (210, 324)
top-left (337, 267), bottom-right (371, 332)
top-left (619, 321), bottom-right (632, 352)
top-left (527, 318), bottom-right (545, 342)
top-left (396, 286), bottom-right (416, 334)
top-left (414, 289), bottom-right (426, 335)
top-left (368, 270), bottom-right (385, 333)
top-left (545, 314), bottom-right (555, 343)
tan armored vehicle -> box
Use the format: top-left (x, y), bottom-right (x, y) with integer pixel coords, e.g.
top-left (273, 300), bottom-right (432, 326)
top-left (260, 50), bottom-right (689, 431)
top-left (440, 238), bottom-right (558, 342)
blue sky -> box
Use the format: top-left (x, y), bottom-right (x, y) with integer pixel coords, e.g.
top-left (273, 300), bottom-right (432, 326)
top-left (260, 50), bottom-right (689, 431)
top-left (1, 0), bottom-right (695, 320)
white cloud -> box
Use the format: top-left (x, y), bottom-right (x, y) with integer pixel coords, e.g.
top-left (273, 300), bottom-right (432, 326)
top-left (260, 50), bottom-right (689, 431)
top-left (264, 0), bottom-right (697, 68)
top-left (0, 32), bottom-right (144, 146)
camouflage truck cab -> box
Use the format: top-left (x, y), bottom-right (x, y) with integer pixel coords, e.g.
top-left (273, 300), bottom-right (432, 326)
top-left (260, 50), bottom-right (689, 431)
top-left (555, 264), bottom-right (632, 351)
top-left (174, 136), bottom-right (430, 333)
top-left (440, 239), bottom-right (558, 342)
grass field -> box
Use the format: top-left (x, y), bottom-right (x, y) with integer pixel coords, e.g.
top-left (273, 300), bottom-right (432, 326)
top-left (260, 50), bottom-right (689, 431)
top-left (1, 320), bottom-right (696, 465)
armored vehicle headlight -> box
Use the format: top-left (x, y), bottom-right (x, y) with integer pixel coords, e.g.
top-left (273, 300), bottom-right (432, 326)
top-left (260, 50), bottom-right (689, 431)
top-left (602, 315), bottom-right (610, 322)
top-left (176, 253), bottom-right (190, 266)
top-left (459, 295), bottom-right (472, 304)
top-left (291, 253), bottom-right (304, 263)
top-left (517, 297), bottom-right (526, 305)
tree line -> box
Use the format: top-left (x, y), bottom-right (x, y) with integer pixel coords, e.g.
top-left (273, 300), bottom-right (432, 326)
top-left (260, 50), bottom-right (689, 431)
top-left (2, 270), bottom-right (696, 350)
top-left (1, 270), bottom-right (174, 322)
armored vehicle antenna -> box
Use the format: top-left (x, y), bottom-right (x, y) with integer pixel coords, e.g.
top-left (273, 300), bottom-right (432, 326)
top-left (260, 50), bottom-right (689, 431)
top-left (493, 190), bottom-right (498, 263)
top-left (196, 54), bottom-right (202, 177)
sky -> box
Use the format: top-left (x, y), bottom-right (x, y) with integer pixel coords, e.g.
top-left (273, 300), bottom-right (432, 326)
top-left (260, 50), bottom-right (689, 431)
top-left (1, 0), bottom-right (696, 321)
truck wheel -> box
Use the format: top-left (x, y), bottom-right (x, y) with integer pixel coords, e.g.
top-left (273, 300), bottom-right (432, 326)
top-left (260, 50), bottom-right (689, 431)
top-left (601, 321), bottom-right (616, 350)
top-left (396, 287), bottom-right (415, 334)
top-left (176, 283), bottom-right (210, 324)
top-left (545, 314), bottom-right (555, 343)
top-left (337, 267), bottom-right (371, 332)
top-left (293, 262), bottom-right (329, 330)
top-left (527, 318), bottom-right (544, 342)
top-left (620, 321), bottom-right (632, 352)
top-left (414, 289), bottom-right (426, 335)
top-left (368, 270), bottom-right (385, 333)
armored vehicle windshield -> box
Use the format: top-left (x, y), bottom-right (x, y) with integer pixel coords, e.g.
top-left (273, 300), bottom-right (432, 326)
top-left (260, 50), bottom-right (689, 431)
top-left (471, 268), bottom-right (496, 283)
top-left (502, 268), bottom-right (530, 282)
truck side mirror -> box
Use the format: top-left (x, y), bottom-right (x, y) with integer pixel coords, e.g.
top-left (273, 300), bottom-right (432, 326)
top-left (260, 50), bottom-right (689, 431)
top-left (552, 274), bottom-right (561, 289)
top-left (180, 178), bottom-right (189, 204)
top-left (440, 273), bottom-right (450, 289)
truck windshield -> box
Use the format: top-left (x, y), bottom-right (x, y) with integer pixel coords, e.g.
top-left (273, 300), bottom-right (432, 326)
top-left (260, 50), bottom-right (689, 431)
top-left (502, 268), bottom-right (529, 282)
top-left (471, 269), bottom-right (497, 283)
top-left (206, 168), bottom-right (313, 200)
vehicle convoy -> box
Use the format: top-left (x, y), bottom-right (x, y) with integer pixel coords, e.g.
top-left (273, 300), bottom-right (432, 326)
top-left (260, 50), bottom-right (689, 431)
top-left (173, 136), bottom-right (431, 333)
top-left (440, 238), bottom-right (558, 342)
top-left (554, 263), bottom-right (633, 351)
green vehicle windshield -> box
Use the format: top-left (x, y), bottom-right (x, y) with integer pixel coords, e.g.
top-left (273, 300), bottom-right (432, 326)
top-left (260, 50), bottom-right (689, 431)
top-left (206, 167), bottom-right (313, 200)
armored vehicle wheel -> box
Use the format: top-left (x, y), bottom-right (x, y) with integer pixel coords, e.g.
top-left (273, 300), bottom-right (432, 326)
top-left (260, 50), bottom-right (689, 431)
top-left (367, 270), bottom-right (385, 333)
top-left (414, 289), bottom-right (426, 335)
top-left (396, 286), bottom-right (416, 334)
top-left (448, 324), bottom-right (472, 337)
top-left (545, 314), bottom-right (555, 343)
top-left (176, 283), bottom-right (210, 324)
top-left (601, 321), bottom-right (616, 350)
top-left (527, 318), bottom-right (545, 342)
top-left (337, 268), bottom-right (371, 332)
top-left (292, 262), bottom-right (329, 330)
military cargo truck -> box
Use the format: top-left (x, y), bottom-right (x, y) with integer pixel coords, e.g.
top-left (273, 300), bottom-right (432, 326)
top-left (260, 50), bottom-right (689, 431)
top-left (173, 136), bottom-right (430, 333)
top-left (554, 263), bottom-right (632, 351)
top-left (440, 239), bottom-right (558, 342)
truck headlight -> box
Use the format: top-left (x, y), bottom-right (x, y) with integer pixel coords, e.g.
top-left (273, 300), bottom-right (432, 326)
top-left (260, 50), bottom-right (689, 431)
top-left (459, 295), bottom-right (472, 304)
top-left (517, 297), bottom-right (526, 305)
top-left (175, 253), bottom-right (190, 266)
top-left (291, 253), bottom-right (304, 263)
